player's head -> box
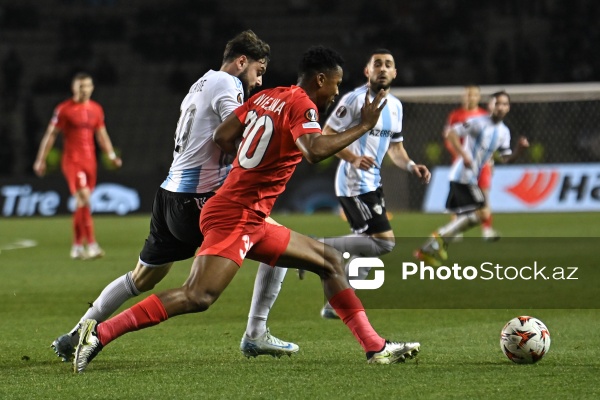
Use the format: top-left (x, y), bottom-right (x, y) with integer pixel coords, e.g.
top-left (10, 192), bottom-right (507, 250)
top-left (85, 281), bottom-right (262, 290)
top-left (462, 84), bottom-right (481, 110)
top-left (489, 90), bottom-right (511, 122)
top-left (222, 30), bottom-right (271, 98)
top-left (365, 49), bottom-right (397, 92)
top-left (297, 46), bottom-right (345, 114)
top-left (71, 72), bottom-right (94, 103)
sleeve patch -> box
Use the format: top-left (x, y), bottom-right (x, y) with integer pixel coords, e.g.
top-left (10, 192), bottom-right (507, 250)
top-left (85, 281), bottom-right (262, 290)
top-left (304, 108), bottom-right (318, 122)
top-left (335, 106), bottom-right (347, 118)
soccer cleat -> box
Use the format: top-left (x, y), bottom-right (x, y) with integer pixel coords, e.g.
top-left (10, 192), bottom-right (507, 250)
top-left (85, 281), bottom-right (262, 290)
top-left (86, 243), bottom-right (105, 260)
top-left (482, 228), bottom-right (501, 242)
top-left (70, 245), bottom-right (87, 260)
top-left (320, 305), bottom-right (340, 320)
top-left (51, 330), bottom-right (79, 362)
top-left (73, 319), bottom-right (103, 373)
top-left (240, 328), bottom-right (299, 358)
top-left (367, 340), bottom-right (420, 364)
top-left (414, 234), bottom-right (448, 267)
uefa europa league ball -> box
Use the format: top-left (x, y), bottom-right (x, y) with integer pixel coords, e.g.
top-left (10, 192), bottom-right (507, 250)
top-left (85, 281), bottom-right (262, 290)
top-left (500, 316), bottom-right (551, 364)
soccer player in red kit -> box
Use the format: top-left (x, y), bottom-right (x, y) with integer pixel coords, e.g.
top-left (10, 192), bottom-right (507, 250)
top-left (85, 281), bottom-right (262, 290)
top-left (34, 72), bottom-right (122, 259)
top-left (74, 46), bottom-right (420, 372)
top-left (442, 85), bottom-right (499, 241)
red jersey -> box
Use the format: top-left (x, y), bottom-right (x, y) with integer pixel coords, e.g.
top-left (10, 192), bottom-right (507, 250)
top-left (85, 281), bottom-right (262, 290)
top-left (217, 85), bottom-right (322, 216)
top-left (51, 99), bottom-right (105, 164)
top-left (446, 106), bottom-right (487, 126)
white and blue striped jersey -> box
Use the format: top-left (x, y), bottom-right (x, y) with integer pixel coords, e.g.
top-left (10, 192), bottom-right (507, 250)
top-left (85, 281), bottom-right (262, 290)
top-left (160, 70), bottom-right (244, 193)
top-left (325, 85), bottom-right (404, 197)
top-left (449, 115), bottom-right (512, 184)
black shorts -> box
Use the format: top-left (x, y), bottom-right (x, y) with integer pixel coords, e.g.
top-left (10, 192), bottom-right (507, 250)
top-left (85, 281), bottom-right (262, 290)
top-left (139, 188), bottom-right (215, 266)
top-left (445, 182), bottom-right (485, 214)
top-left (338, 187), bottom-right (391, 235)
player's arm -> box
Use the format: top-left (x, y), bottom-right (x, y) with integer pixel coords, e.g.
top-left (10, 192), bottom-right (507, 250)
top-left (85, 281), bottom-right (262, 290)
top-left (447, 129), bottom-right (472, 168)
top-left (95, 126), bottom-right (122, 168)
top-left (213, 112), bottom-right (244, 154)
top-left (387, 141), bottom-right (430, 184)
top-left (33, 123), bottom-right (61, 177)
top-left (322, 124), bottom-right (376, 170)
top-left (296, 89), bottom-right (387, 164)
top-left (498, 136), bottom-right (529, 164)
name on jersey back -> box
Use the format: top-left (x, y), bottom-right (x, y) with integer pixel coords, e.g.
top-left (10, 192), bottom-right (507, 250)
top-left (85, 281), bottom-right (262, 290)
top-left (253, 93), bottom-right (285, 115)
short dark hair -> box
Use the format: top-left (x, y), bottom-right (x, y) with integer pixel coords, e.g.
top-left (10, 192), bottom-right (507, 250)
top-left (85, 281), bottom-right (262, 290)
top-left (491, 90), bottom-right (510, 102)
top-left (223, 30), bottom-right (270, 63)
top-left (72, 72), bottom-right (92, 82)
top-left (366, 48), bottom-right (393, 64)
top-left (298, 46), bottom-right (345, 80)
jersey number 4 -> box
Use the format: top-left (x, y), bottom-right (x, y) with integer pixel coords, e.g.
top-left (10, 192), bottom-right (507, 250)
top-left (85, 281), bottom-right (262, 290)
top-left (238, 110), bottom-right (274, 169)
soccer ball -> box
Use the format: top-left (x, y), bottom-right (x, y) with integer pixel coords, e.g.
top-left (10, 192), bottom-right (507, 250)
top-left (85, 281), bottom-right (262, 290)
top-left (500, 316), bottom-right (551, 364)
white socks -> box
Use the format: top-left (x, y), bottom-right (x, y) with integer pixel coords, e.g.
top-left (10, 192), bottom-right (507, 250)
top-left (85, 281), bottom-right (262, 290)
top-left (321, 234), bottom-right (395, 257)
top-left (438, 212), bottom-right (480, 238)
top-left (245, 263), bottom-right (288, 339)
top-left (70, 271), bottom-right (140, 335)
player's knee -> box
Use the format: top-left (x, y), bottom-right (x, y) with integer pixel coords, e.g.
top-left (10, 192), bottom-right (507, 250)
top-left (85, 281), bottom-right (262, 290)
top-left (372, 237), bottom-right (395, 256)
top-left (321, 247), bottom-right (345, 280)
top-left (182, 288), bottom-right (218, 313)
top-left (477, 208), bottom-right (490, 222)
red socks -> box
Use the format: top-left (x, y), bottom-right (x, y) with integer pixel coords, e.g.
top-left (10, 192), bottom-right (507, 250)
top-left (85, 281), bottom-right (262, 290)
top-left (482, 215), bottom-right (492, 229)
top-left (73, 207), bottom-right (84, 245)
top-left (97, 294), bottom-right (169, 346)
top-left (73, 206), bottom-right (95, 245)
top-left (328, 288), bottom-right (385, 353)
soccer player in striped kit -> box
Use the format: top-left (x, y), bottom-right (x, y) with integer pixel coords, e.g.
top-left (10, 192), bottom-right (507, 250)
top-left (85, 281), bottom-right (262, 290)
top-left (415, 91), bottom-right (529, 267)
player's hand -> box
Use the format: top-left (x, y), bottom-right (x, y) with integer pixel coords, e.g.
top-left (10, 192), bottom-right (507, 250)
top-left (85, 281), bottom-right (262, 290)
top-left (359, 89), bottom-right (387, 131)
top-left (462, 156), bottom-right (473, 169)
top-left (111, 157), bottom-right (123, 169)
top-left (352, 155), bottom-right (376, 170)
top-left (33, 160), bottom-right (46, 177)
top-left (517, 136), bottom-right (530, 149)
top-left (412, 164), bottom-right (431, 184)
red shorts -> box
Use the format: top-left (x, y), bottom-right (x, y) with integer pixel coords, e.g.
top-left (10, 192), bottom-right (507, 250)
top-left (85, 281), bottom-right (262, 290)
top-left (62, 161), bottom-right (97, 194)
top-left (197, 195), bottom-right (291, 267)
top-left (478, 162), bottom-right (492, 190)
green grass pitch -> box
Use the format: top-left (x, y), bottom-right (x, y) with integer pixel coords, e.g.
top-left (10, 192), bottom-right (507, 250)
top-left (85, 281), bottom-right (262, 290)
top-left (1, 212), bottom-right (599, 399)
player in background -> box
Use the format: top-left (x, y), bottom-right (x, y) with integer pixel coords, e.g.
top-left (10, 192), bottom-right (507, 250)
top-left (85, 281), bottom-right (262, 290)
top-left (315, 49), bottom-right (430, 318)
top-left (50, 31), bottom-right (298, 363)
top-left (443, 85), bottom-right (499, 241)
top-left (415, 91), bottom-right (529, 267)
top-left (74, 46), bottom-right (420, 373)
top-left (34, 72), bottom-right (122, 260)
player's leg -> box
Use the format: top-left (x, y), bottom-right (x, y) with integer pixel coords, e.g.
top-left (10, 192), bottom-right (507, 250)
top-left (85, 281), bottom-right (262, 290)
top-left (55, 189), bottom-right (201, 362)
top-left (242, 216), bottom-right (297, 357)
top-left (73, 195), bottom-right (249, 372)
top-left (62, 165), bottom-right (87, 259)
top-left (319, 190), bottom-right (395, 318)
top-left (74, 254), bottom-right (239, 372)
top-left (273, 231), bottom-right (419, 364)
top-left (80, 165), bottom-right (104, 259)
top-left (415, 182), bottom-right (484, 266)
top-left (478, 163), bottom-right (500, 241)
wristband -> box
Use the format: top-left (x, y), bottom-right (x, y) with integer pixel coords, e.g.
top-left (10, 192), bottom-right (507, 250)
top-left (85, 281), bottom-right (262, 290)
top-left (108, 151), bottom-right (117, 160)
top-left (407, 160), bottom-right (416, 173)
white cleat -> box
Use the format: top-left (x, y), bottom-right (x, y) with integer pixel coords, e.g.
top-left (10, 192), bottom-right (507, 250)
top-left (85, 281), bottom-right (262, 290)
top-left (51, 330), bottom-right (79, 362)
top-left (367, 340), bottom-right (420, 364)
top-left (320, 305), bottom-right (340, 320)
top-left (482, 228), bottom-right (501, 242)
top-left (240, 328), bottom-right (299, 358)
top-left (70, 245), bottom-right (87, 260)
top-left (74, 319), bottom-right (103, 373)
top-left (86, 243), bottom-right (105, 260)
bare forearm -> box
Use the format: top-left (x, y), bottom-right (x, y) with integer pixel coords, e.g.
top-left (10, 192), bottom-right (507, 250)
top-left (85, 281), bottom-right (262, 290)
top-left (303, 123), bottom-right (371, 164)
